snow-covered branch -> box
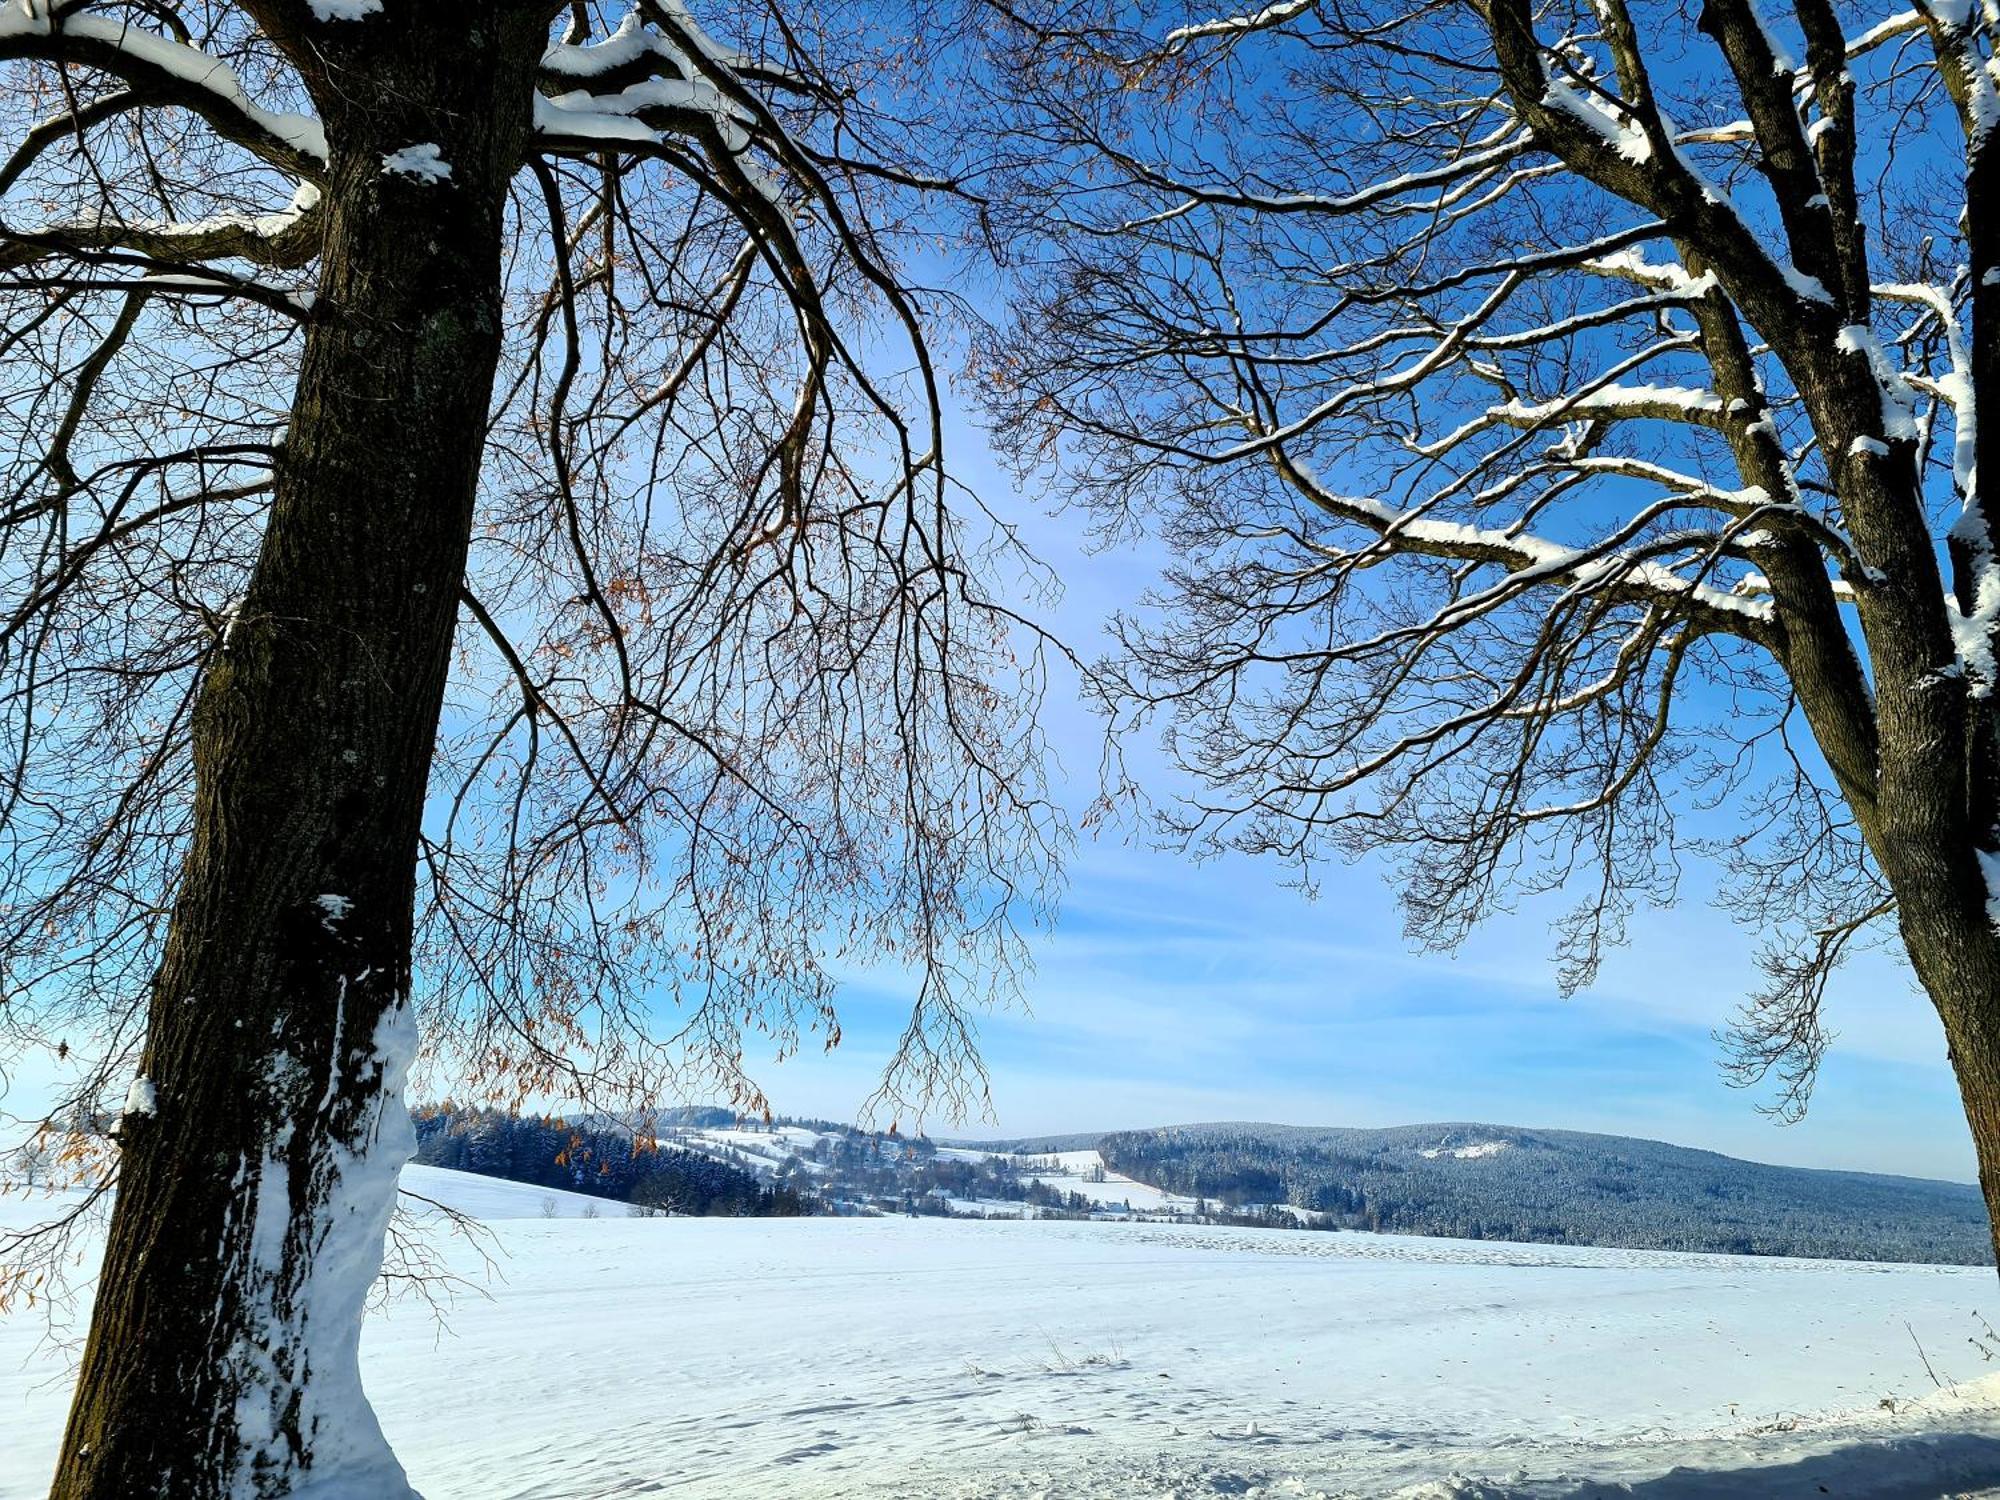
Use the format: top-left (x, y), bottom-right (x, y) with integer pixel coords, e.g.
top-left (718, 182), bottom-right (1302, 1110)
top-left (0, 1), bottom-right (325, 176)
top-left (0, 184), bottom-right (321, 275)
top-left (1272, 452), bottom-right (1775, 632)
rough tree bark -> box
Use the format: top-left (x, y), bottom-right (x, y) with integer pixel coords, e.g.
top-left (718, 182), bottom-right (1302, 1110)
top-left (1894, 873), bottom-right (2000, 1263)
top-left (52, 8), bottom-right (551, 1496)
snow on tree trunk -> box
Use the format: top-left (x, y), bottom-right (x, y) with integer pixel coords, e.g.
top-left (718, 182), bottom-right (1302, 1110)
top-left (229, 993), bottom-right (419, 1498)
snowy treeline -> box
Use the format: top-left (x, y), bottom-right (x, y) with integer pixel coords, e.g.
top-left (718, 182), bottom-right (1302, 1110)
top-left (411, 1110), bottom-right (807, 1218)
top-left (412, 1110), bottom-right (1128, 1220)
top-left (809, 1146), bottom-right (1099, 1215)
top-left (1096, 1124), bottom-right (1992, 1264)
top-left (673, 1117), bottom-right (1107, 1217)
top-left (409, 1109), bottom-right (1993, 1259)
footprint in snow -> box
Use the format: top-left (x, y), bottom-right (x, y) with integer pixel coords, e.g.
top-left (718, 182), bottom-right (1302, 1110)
top-left (773, 1441), bottom-right (839, 1463)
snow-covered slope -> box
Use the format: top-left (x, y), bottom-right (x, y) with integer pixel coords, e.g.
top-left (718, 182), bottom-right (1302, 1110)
top-left (5, 1165), bottom-right (2000, 1498)
top-left (398, 1162), bottom-right (632, 1219)
top-left (632, 1122), bottom-right (1198, 1217)
top-left (664, 1123), bottom-right (834, 1173)
top-left (933, 1144), bottom-right (1199, 1215)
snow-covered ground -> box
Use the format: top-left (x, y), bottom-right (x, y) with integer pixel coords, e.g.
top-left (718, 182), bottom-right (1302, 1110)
top-left (5, 1166), bottom-right (2000, 1498)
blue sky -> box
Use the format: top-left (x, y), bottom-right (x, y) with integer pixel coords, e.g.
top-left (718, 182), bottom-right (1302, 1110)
top-left (737, 408), bottom-right (1981, 1186)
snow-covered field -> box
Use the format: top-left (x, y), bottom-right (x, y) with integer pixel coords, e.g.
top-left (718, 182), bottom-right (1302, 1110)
top-left (5, 1166), bottom-right (2000, 1498)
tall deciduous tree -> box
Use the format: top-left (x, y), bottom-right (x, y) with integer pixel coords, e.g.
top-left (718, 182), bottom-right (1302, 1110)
top-left (980, 0), bottom-right (2000, 1248)
top-left (0, 2), bottom-right (1052, 1494)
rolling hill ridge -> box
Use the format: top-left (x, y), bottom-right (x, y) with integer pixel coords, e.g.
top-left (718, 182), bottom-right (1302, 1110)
top-left (958, 1120), bottom-right (1994, 1265)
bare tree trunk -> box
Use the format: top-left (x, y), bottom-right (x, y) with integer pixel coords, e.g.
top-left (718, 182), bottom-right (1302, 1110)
top-left (1892, 872), bottom-right (2000, 1270)
top-left (52, 12), bottom-right (546, 1497)
top-left (1946, 1009), bottom-right (2000, 1274)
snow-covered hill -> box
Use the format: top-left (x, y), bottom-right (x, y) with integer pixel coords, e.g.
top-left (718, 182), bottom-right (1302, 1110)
top-left (4, 1165), bottom-right (2000, 1498)
top-left (937, 1146), bottom-right (1199, 1216)
top-left (410, 1112), bottom-right (1992, 1263)
top-left (646, 1119), bottom-right (1202, 1218)
top-left (979, 1121), bottom-right (1996, 1263)
top-left (398, 1162), bottom-right (634, 1220)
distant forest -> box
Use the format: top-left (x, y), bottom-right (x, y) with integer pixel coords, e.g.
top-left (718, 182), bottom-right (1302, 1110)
top-left (411, 1108), bottom-right (807, 1217)
top-left (1094, 1123), bottom-right (1994, 1264)
top-left (654, 1113), bottom-right (1115, 1218)
top-left (411, 1108), bottom-right (1996, 1264)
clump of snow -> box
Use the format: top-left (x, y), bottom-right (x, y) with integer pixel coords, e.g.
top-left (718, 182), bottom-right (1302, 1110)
top-left (1834, 323), bottom-right (1923, 442)
top-left (1980, 850), bottom-right (2000, 932)
top-left (542, 8), bottom-right (657, 75)
top-left (122, 1076), bottom-right (157, 1118)
top-left (48, 180), bottom-right (320, 245)
top-left (536, 78), bottom-right (752, 153)
top-left (534, 92), bottom-right (659, 146)
top-left (306, 0), bottom-right (380, 18)
top-left (1544, 76), bottom-right (1652, 163)
top-left (211, 596), bottom-right (242, 648)
top-left (1583, 248), bottom-right (1716, 296)
top-left (1497, 382), bottom-right (1726, 425)
top-left (1946, 545), bottom-right (2000, 696)
top-left (1776, 261), bottom-right (1833, 304)
top-left (1744, 0), bottom-right (1798, 73)
top-left (535, 6), bottom-right (769, 164)
top-left (1156, 0), bottom-right (1316, 51)
top-left (314, 894), bottom-right (353, 931)
top-left (380, 144), bottom-right (451, 184)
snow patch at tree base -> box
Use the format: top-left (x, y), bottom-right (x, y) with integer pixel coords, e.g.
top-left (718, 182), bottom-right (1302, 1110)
top-left (228, 994), bottom-right (420, 1499)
